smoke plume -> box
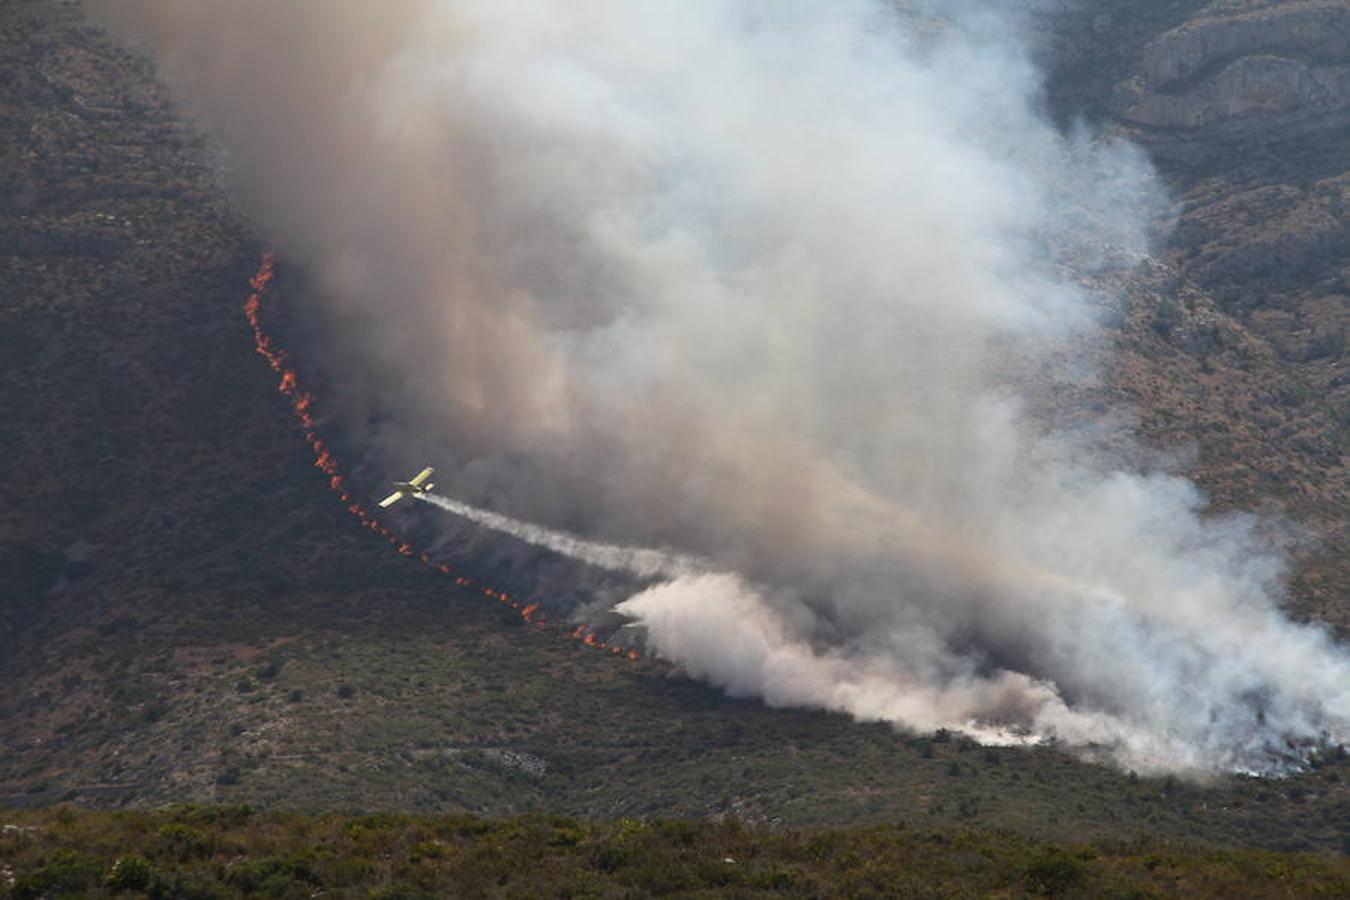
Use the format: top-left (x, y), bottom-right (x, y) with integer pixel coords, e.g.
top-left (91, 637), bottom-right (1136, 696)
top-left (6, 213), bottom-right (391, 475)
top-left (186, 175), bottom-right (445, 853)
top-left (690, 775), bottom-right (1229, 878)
top-left (415, 492), bottom-right (704, 579)
top-left (101, 0), bottom-right (1349, 774)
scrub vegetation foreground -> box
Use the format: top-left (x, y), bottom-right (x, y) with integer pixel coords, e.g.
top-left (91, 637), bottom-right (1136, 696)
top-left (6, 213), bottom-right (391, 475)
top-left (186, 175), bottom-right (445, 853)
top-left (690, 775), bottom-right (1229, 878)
top-left (2, 806), bottom-right (1348, 899)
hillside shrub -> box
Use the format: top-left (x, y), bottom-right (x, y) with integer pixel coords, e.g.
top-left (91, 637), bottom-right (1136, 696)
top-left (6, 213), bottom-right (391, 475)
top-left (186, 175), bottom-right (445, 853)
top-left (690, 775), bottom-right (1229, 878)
top-left (153, 823), bottom-right (211, 861)
top-left (369, 884), bottom-right (434, 900)
top-left (221, 856), bottom-right (318, 898)
top-left (256, 658), bottom-right (285, 680)
top-left (1022, 848), bottom-right (1086, 896)
top-left (2, 806), bottom-right (1347, 898)
top-left (12, 850), bottom-right (103, 899)
top-left (105, 854), bottom-right (157, 892)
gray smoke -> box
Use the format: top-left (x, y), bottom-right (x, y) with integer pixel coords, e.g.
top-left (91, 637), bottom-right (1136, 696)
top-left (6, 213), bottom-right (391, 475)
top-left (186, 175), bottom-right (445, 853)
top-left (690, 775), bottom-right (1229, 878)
top-left (101, 0), bottom-right (1349, 774)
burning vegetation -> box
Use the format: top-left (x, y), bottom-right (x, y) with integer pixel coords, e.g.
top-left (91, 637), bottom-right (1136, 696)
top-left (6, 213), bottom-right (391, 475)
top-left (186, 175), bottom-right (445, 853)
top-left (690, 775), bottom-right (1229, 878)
top-left (243, 254), bottom-right (639, 662)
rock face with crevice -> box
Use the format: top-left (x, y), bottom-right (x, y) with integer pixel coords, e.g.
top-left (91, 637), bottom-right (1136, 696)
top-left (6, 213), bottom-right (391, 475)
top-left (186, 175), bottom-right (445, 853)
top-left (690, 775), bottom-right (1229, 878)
top-left (1141, 2), bottom-right (1350, 87)
top-left (1112, 1), bottom-right (1350, 155)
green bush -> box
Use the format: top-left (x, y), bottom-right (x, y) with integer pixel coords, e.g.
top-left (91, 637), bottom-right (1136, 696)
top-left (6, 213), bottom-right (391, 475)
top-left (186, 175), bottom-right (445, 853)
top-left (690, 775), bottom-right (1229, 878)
top-left (105, 853), bottom-right (158, 892)
top-left (438, 814), bottom-right (494, 838)
top-left (549, 824), bottom-right (587, 847)
top-left (2, 806), bottom-right (1347, 899)
top-left (589, 841), bottom-right (633, 873)
top-left (155, 870), bottom-right (228, 900)
top-left (368, 885), bottom-right (434, 900)
top-left (654, 820), bottom-right (699, 846)
top-left (153, 823), bottom-right (212, 861)
top-left (748, 866), bottom-right (800, 889)
top-left (12, 850), bottom-right (103, 899)
top-left (324, 855), bottom-right (378, 887)
top-left (221, 855), bottom-right (318, 897)
top-left (628, 860), bottom-right (701, 893)
top-left (166, 803), bottom-right (254, 827)
top-left (1022, 848), bottom-right (1087, 896)
top-left (408, 840), bottom-right (448, 861)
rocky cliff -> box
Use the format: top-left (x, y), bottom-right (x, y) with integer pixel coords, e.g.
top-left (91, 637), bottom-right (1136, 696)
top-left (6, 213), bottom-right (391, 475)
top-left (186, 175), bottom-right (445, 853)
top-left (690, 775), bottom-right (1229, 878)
top-left (1116, 1), bottom-right (1350, 138)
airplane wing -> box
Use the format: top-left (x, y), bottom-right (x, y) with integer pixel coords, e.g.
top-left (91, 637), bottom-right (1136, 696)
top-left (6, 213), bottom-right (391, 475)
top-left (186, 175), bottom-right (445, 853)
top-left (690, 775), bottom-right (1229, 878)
top-left (409, 467), bottom-right (434, 487)
top-left (378, 492), bottom-right (405, 508)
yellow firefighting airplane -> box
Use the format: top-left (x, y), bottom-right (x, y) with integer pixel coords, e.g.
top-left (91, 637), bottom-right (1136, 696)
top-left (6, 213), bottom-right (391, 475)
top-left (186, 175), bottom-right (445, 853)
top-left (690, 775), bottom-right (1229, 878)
top-left (378, 467), bottom-right (435, 508)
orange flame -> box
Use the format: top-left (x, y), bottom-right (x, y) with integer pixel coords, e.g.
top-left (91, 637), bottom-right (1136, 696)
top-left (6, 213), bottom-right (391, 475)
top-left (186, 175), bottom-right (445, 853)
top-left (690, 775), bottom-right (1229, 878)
top-left (243, 252), bottom-right (641, 662)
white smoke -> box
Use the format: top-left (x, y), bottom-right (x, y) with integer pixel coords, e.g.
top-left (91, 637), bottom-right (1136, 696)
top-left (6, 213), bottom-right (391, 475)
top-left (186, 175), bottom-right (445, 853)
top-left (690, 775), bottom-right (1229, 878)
top-left (619, 572), bottom-right (1349, 775)
top-left (101, 0), bottom-right (1349, 774)
top-left (415, 492), bottom-right (705, 579)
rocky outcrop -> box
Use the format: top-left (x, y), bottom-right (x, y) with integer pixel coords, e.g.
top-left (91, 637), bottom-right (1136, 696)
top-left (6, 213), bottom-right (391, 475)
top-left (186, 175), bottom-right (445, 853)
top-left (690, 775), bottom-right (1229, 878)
top-left (1120, 54), bottom-right (1350, 129)
top-left (1113, 1), bottom-right (1350, 142)
top-left (1140, 2), bottom-right (1350, 89)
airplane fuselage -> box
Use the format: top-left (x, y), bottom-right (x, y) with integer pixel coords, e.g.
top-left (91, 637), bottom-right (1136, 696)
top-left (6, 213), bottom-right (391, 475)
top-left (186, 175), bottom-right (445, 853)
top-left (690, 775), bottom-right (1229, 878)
top-left (378, 467), bottom-right (436, 508)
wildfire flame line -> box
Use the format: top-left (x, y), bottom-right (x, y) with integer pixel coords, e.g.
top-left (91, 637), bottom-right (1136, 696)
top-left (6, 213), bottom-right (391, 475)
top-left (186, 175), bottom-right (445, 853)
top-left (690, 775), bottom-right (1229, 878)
top-left (243, 253), bottom-right (639, 661)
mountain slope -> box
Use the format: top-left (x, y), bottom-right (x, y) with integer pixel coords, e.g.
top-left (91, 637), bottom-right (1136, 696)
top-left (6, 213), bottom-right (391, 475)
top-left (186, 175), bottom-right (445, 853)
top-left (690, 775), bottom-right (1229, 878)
top-left (0, 0), bottom-right (1345, 853)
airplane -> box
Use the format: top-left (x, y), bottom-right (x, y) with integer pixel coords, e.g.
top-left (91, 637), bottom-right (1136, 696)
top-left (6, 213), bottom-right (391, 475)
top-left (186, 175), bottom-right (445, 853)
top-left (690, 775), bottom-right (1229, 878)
top-left (378, 466), bottom-right (435, 508)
